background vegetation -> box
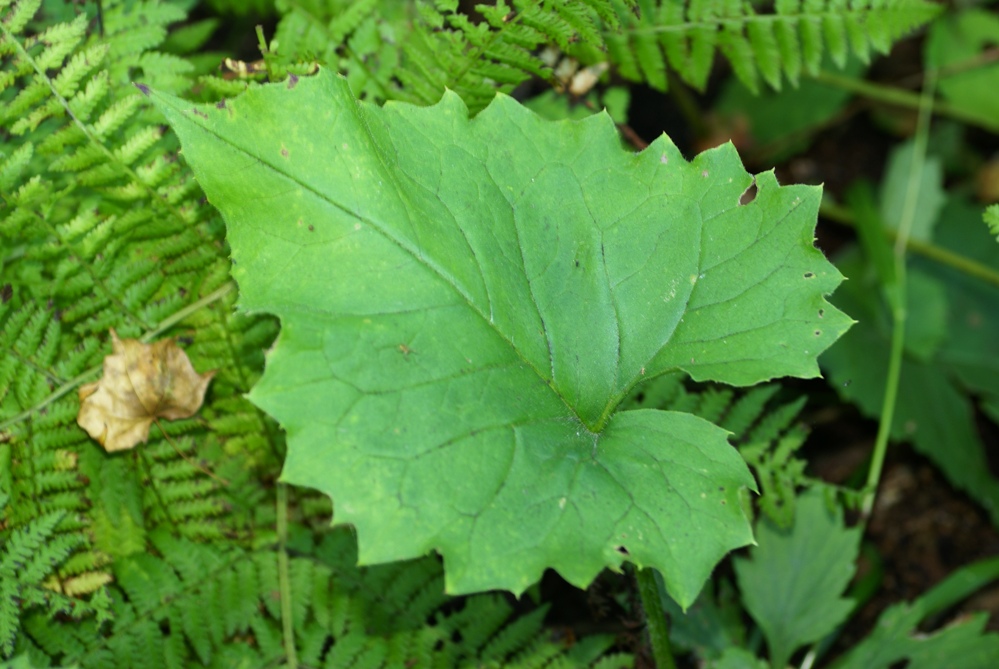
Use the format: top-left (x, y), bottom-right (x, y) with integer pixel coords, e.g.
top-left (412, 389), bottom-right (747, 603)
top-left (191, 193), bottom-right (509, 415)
top-left (2, 1), bottom-right (998, 667)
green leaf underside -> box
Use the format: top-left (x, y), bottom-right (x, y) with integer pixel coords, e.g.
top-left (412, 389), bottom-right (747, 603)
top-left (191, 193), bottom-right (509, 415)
top-left (149, 69), bottom-right (850, 605)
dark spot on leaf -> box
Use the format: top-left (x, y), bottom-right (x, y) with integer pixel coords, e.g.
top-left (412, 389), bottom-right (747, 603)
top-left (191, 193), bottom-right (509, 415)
top-left (288, 74), bottom-right (299, 89)
top-left (818, 309), bottom-right (824, 318)
top-left (614, 546), bottom-right (629, 556)
top-left (720, 500), bottom-right (726, 505)
top-left (308, 225), bottom-right (314, 231)
top-left (718, 486), bottom-right (724, 492)
top-left (216, 99), bottom-right (226, 109)
top-left (192, 108), bottom-right (208, 119)
top-left (814, 330), bottom-right (821, 336)
top-left (804, 271), bottom-right (815, 278)
top-left (574, 260), bottom-right (580, 267)
top-left (281, 147), bottom-right (289, 158)
top-left (0, 284), bottom-right (12, 303)
top-left (134, 83), bottom-right (150, 96)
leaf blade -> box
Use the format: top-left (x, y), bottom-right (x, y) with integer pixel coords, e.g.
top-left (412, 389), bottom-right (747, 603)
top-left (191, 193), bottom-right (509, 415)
top-left (148, 69), bottom-right (848, 604)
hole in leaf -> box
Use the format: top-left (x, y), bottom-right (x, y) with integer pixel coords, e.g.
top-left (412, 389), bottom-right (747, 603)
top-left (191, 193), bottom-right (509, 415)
top-left (814, 330), bottom-right (821, 336)
top-left (739, 180), bottom-right (757, 205)
top-left (818, 309), bottom-right (825, 318)
top-left (615, 546), bottom-right (630, 556)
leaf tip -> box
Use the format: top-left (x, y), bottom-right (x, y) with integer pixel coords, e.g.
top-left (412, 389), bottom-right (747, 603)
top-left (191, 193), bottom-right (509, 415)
top-left (134, 82), bottom-right (150, 97)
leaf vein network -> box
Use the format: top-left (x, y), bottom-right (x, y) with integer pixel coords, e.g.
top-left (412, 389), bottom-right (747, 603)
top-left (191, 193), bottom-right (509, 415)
top-left (171, 98), bottom-right (577, 420)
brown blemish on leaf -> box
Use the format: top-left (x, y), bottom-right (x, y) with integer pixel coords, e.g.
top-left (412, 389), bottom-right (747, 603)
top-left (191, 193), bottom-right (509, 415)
top-left (288, 74), bottom-right (299, 89)
top-left (0, 283), bottom-right (12, 303)
top-left (216, 99), bottom-right (227, 109)
top-left (192, 108), bottom-right (208, 119)
top-left (281, 145), bottom-right (289, 158)
top-left (308, 224), bottom-right (314, 231)
top-left (76, 329), bottom-right (215, 452)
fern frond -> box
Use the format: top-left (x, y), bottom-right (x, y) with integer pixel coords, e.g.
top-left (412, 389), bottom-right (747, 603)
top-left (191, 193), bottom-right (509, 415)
top-left (0, 3), bottom-right (291, 664)
top-left (985, 204), bottom-right (999, 240)
top-left (607, 0), bottom-right (941, 92)
top-left (719, 384), bottom-right (782, 437)
top-left (0, 496), bottom-right (109, 661)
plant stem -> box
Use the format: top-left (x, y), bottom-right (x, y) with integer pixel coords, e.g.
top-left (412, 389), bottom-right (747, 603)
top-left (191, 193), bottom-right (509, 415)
top-left (813, 70), bottom-right (999, 133)
top-left (277, 483), bottom-right (299, 669)
top-left (819, 201), bottom-right (999, 289)
top-left (635, 567), bottom-right (677, 669)
top-left (861, 70), bottom-right (937, 521)
top-left (140, 282), bottom-right (235, 343)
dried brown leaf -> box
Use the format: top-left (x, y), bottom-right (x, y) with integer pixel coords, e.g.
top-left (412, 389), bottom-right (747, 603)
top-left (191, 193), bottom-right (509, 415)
top-left (76, 329), bottom-right (215, 452)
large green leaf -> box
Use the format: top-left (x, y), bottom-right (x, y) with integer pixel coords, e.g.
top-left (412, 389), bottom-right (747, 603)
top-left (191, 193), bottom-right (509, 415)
top-left (147, 69), bottom-right (850, 605)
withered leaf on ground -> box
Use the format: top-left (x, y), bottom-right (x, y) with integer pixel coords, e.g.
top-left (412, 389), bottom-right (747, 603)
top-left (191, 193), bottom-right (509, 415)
top-left (76, 329), bottom-right (215, 452)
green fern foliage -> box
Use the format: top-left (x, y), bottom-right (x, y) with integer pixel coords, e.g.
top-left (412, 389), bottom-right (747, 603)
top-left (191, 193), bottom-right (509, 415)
top-left (264, 0), bottom-right (938, 114)
top-left (985, 204), bottom-right (999, 240)
top-left (0, 493), bottom-right (111, 659)
top-left (399, 0), bottom-right (628, 112)
top-left (1, 3), bottom-right (637, 667)
top-left (17, 528), bottom-right (629, 668)
top-left (266, 0), bottom-right (636, 112)
top-left (272, 0), bottom-right (411, 103)
top-left (0, 0), bottom-right (277, 659)
top-left (608, 0), bottom-right (942, 93)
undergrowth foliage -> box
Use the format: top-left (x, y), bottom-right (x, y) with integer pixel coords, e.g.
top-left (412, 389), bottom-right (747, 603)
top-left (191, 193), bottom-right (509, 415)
top-left (269, 0), bottom-right (940, 111)
top-left (0, 0), bottom-right (939, 667)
